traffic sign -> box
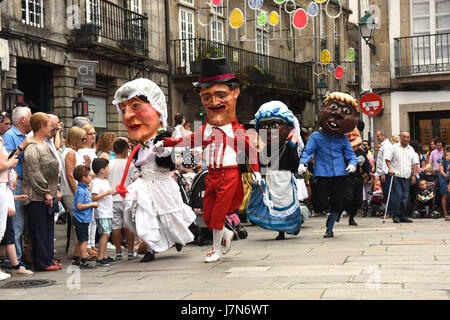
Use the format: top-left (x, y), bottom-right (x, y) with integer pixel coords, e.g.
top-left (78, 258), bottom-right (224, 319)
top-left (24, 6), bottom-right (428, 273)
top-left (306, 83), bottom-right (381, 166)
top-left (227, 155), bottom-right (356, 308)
top-left (360, 92), bottom-right (383, 116)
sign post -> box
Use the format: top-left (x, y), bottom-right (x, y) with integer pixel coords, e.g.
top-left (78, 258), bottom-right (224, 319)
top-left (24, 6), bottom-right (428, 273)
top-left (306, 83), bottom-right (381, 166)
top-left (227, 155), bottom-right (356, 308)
top-left (360, 92), bottom-right (383, 150)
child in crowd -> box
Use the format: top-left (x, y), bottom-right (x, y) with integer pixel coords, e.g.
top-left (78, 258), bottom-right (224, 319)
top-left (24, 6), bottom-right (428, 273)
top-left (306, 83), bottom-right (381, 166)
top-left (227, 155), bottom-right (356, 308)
top-left (72, 165), bottom-right (98, 269)
top-left (108, 137), bottom-right (137, 261)
top-left (91, 158), bottom-right (117, 267)
top-left (417, 179), bottom-right (434, 204)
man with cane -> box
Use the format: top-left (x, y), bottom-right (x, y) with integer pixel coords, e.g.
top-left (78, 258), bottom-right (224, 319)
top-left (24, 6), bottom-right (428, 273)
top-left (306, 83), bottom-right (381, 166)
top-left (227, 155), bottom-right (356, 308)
top-left (385, 132), bottom-right (419, 223)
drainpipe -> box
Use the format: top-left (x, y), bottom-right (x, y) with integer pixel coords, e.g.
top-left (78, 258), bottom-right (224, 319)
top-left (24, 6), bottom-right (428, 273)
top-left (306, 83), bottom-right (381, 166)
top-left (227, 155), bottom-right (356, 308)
top-left (164, 0), bottom-right (173, 126)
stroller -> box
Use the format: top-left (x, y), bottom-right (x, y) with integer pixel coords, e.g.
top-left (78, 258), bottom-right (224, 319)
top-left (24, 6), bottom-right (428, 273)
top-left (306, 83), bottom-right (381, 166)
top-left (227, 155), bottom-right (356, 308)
top-left (411, 171), bottom-right (440, 219)
top-left (366, 177), bottom-right (385, 217)
top-left (177, 170), bottom-right (248, 246)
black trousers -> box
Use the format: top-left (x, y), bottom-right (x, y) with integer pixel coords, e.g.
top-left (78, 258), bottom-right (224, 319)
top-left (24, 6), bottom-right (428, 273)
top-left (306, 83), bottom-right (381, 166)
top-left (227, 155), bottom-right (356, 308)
top-left (25, 201), bottom-right (54, 270)
top-left (314, 176), bottom-right (346, 213)
top-left (342, 174), bottom-right (364, 218)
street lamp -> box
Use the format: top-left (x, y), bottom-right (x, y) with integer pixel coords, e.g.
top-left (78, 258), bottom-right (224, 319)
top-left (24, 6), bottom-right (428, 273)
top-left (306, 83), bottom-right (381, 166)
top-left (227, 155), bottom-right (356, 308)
top-left (72, 93), bottom-right (89, 118)
top-left (358, 11), bottom-right (376, 54)
top-left (315, 80), bottom-right (328, 98)
top-left (4, 84), bottom-right (25, 111)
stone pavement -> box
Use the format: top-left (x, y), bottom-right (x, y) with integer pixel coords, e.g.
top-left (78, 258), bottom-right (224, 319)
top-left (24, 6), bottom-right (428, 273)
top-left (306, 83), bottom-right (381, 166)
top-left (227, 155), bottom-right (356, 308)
top-left (1, 215), bottom-right (450, 300)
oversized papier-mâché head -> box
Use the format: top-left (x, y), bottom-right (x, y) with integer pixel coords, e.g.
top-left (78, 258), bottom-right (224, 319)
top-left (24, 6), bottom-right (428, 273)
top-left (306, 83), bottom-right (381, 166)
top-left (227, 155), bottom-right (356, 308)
top-left (319, 92), bottom-right (359, 134)
top-left (113, 78), bottom-right (167, 143)
top-left (194, 58), bottom-right (241, 127)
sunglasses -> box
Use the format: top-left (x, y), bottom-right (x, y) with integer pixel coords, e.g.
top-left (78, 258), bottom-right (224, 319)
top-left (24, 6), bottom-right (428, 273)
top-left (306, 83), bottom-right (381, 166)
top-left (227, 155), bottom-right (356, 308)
top-left (0, 111), bottom-right (9, 122)
top-left (81, 137), bottom-right (87, 142)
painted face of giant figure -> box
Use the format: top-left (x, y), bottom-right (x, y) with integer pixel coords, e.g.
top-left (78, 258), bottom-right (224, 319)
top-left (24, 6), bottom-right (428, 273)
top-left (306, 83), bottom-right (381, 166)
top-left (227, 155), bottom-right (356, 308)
top-left (119, 96), bottom-right (162, 143)
top-left (318, 92), bottom-right (359, 134)
top-left (199, 83), bottom-right (240, 127)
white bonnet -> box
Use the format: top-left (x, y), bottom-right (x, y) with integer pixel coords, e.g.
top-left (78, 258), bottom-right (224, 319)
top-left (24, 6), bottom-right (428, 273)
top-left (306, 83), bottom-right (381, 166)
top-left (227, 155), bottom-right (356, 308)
top-left (113, 78), bottom-right (168, 129)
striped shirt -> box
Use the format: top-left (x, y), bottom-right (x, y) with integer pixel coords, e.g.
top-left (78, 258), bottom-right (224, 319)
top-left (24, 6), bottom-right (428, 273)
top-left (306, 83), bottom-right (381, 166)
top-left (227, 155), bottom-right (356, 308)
top-left (384, 142), bottom-right (419, 179)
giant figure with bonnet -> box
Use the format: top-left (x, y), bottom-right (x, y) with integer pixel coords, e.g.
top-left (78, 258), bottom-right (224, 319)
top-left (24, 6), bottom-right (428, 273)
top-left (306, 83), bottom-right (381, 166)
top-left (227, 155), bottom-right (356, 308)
top-left (163, 58), bottom-right (260, 263)
top-left (113, 79), bottom-right (196, 263)
top-left (298, 92), bottom-right (358, 238)
top-left (247, 101), bottom-right (304, 240)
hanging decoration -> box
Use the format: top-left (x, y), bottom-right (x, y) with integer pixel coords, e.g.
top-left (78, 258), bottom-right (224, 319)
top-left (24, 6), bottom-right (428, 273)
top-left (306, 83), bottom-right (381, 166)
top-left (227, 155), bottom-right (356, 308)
top-left (320, 49), bottom-right (331, 65)
top-left (229, 8), bottom-right (244, 29)
top-left (284, 0), bottom-right (297, 14)
top-left (273, 0), bottom-right (286, 4)
top-left (327, 63), bottom-right (335, 73)
top-left (335, 65), bottom-right (344, 80)
top-left (313, 62), bottom-right (324, 76)
top-left (292, 8), bottom-right (308, 30)
top-left (211, 0), bottom-right (221, 6)
top-left (257, 11), bottom-right (268, 26)
top-left (269, 11), bottom-right (280, 26)
top-left (198, 2), bottom-right (216, 27)
top-left (346, 48), bottom-right (355, 62)
top-left (307, 2), bottom-right (319, 17)
top-left (249, 0), bottom-right (264, 10)
top-left (325, 0), bottom-right (342, 19)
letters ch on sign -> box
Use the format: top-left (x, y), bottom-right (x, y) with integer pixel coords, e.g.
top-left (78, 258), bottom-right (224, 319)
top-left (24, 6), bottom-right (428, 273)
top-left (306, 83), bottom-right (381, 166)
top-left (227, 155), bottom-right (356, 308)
top-left (76, 62), bottom-right (96, 89)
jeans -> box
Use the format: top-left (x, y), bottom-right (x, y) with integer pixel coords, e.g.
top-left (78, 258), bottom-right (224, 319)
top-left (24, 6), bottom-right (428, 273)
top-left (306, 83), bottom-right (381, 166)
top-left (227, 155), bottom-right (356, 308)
top-left (12, 179), bottom-right (25, 261)
top-left (326, 212), bottom-right (340, 231)
top-left (392, 176), bottom-right (411, 219)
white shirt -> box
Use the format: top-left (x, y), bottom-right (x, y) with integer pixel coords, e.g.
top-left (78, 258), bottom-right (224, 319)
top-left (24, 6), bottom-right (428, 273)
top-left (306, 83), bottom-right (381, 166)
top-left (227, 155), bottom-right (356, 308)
top-left (203, 123), bottom-right (238, 169)
top-left (376, 139), bottom-right (392, 176)
top-left (384, 142), bottom-right (419, 179)
top-left (60, 147), bottom-right (85, 196)
top-left (91, 177), bottom-right (113, 219)
top-left (108, 158), bottom-right (134, 202)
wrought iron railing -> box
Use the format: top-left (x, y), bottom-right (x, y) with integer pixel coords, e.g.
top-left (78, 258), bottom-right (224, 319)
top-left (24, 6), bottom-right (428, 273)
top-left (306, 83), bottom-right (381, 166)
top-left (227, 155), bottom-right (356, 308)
top-left (69, 0), bottom-right (149, 56)
top-left (171, 38), bottom-right (312, 92)
top-left (394, 33), bottom-right (450, 76)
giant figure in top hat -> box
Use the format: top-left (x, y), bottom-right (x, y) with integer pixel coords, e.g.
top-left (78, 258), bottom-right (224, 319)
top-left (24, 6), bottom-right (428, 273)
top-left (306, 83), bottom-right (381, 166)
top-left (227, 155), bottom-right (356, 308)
top-left (162, 58), bottom-right (260, 262)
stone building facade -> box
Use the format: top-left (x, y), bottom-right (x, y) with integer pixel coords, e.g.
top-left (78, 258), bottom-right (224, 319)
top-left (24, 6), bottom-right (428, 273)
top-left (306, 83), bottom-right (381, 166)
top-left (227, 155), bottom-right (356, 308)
top-left (0, 0), bottom-right (169, 137)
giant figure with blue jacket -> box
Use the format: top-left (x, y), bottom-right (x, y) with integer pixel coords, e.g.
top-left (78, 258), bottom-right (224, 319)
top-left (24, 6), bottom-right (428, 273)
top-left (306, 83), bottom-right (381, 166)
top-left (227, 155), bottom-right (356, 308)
top-left (298, 92), bottom-right (358, 238)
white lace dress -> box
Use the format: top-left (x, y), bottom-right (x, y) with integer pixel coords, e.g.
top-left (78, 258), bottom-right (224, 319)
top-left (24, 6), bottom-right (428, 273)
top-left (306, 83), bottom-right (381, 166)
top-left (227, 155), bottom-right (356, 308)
top-left (123, 139), bottom-right (196, 252)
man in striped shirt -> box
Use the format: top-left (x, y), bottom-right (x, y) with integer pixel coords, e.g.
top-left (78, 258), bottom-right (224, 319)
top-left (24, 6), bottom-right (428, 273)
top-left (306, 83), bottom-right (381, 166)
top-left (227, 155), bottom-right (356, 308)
top-left (385, 132), bottom-right (419, 223)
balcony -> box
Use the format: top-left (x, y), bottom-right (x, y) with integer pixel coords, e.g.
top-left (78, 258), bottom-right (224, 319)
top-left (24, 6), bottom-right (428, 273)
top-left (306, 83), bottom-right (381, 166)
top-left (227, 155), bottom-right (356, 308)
top-left (68, 0), bottom-right (149, 61)
top-left (394, 33), bottom-right (450, 78)
top-left (170, 38), bottom-right (312, 94)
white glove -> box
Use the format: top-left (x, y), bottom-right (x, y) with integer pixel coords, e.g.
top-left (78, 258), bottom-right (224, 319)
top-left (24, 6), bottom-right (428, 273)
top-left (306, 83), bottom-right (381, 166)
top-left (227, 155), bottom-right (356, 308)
top-left (298, 163), bottom-right (307, 176)
top-left (252, 172), bottom-right (262, 185)
top-left (346, 164), bottom-right (356, 173)
top-left (153, 141), bottom-right (170, 157)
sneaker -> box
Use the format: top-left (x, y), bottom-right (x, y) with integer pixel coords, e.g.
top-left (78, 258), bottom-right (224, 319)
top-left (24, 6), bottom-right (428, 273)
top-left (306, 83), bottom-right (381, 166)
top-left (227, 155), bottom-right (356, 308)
top-left (11, 266), bottom-right (33, 276)
top-left (106, 242), bottom-right (116, 251)
top-left (96, 259), bottom-right (110, 267)
top-left (128, 252), bottom-right (139, 260)
top-left (204, 248), bottom-right (220, 263)
top-left (0, 270), bottom-right (11, 281)
top-left (80, 262), bottom-right (97, 269)
top-left (105, 256), bottom-right (117, 264)
top-left (115, 252), bottom-right (123, 260)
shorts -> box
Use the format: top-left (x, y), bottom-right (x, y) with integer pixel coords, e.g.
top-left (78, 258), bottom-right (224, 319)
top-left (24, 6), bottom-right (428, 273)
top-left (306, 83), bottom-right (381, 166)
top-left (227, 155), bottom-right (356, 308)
top-left (73, 218), bottom-right (89, 243)
top-left (96, 218), bottom-right (112, 235)
top-left (0, 216), bottom-right (15, 245)
top-left (112, 201), bottom-right (125, 230)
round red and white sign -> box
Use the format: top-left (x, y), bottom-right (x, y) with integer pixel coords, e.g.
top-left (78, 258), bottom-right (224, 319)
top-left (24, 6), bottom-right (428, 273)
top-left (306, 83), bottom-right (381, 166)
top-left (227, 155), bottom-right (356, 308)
top-left (360, 92), bottom-right (383, 117)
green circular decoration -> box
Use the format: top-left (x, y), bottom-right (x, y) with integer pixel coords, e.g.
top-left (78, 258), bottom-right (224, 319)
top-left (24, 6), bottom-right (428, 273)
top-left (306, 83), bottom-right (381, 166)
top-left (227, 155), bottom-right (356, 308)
top-left (347, 48), bottom-right (355, 62)
top-left (257, 11), bottom-right (268, 26)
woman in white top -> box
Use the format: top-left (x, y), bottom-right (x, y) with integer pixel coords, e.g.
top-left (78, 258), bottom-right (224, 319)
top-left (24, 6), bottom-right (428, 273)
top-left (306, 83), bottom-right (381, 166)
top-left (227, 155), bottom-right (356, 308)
top-left (61, 127), bottom-right (90, 259)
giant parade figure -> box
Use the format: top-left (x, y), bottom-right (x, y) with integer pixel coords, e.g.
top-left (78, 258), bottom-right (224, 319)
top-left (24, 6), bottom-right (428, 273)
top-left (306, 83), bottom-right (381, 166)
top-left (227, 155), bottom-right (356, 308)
top-left (113, 78), bottom-right (196, 263)
top-left (298, 92), bottom-right (358, 238)
top-left (162, 58), bottom-right (260, 263)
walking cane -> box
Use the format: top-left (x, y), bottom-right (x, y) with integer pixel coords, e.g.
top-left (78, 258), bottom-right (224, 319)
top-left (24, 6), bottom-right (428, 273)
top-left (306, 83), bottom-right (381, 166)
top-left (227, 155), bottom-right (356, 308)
top-left (383, 174), bottom-right (395, 224)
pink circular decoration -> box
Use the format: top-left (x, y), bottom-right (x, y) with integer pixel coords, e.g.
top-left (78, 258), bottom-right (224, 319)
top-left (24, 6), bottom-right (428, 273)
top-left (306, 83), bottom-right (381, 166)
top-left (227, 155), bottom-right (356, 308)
top-left (211, 0), bottom-right (221, 6)
top-left (335, 65), bottom-right (344, 79)
top-left (292, 8), bottom-right (308, 30)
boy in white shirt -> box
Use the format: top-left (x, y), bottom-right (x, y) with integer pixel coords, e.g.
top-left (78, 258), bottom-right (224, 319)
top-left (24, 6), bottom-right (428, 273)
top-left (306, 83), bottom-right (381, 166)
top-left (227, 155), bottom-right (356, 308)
top-left (108, 138), bottom-right (137, 260)
top-left (91, 158), bottom-right (117, 266)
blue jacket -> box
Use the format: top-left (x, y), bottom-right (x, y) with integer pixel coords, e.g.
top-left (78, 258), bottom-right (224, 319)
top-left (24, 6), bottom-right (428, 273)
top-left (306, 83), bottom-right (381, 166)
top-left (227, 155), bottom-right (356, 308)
top-left (73, 183), bottom-right (93, 223)
top-left (3, 126), bottom-right (26, 178)
top-left (300, 131), bottom-right (357, 177)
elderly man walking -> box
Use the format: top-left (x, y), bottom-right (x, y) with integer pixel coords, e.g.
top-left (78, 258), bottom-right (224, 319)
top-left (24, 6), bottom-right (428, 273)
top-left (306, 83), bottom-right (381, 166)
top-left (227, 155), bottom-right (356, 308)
top-left (385, 132), bottom-right (419, 223)
top-left (376, 130), bottom-right (394, 218)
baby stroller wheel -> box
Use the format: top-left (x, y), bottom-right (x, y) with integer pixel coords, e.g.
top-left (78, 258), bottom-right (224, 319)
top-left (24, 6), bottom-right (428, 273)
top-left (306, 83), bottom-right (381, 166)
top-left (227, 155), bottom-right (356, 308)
top-left (432, 211), bottom-right (440, 219)
top-left (412, 210), bottom-right (421, 219)
top-left (238, 229), bottom-right (248, 239)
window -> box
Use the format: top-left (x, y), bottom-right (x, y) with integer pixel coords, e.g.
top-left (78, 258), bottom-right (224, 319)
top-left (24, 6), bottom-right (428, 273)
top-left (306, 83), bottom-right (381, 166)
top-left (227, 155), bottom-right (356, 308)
top-left (85, 95), bottom-right (107, 129)
top-left (129, 0), bottom-right (142, 14)
top-left (256, 28), bottom-right (269, 70)
top-left (212, 2), bottom-right (223, 16)
top-left (411, 0), bottom-right (450, 64)
top-left (86, 0), bottom-right (102, 41)
top-left (179, 7), bottom-right (195, 70)
top-left (180, 0), bottom-right (194, 5)
top-left (21, 0), bottom-right (44, 28)
top-left (211, 18), bottom-right (224, 43)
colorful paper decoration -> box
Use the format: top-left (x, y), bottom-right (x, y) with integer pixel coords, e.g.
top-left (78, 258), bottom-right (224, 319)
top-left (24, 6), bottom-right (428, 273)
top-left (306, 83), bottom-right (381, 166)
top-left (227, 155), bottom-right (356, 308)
top-left (269, 11), bottom-right (280, 26)
top-left (315, 0), bottom-right (328, 3)
top-left (211, 0), bottom-right (221, 6)
top-left (347, 48), bottom-right (355, 62)
top-left (308, 2), bottom-right (319, 17)
top-left (249, 0), bottom-right (263, 10)
top-left (292, 8), bottom-right (308, 30)
top-left (320, 49), bottom-right (331, 64)
top-left (230, 8), bottom-right (244, 29)
top-left (273, 0), bottom-right (286, 4)
top-left (335, 65), bottom-right (344, 79)
top-left (257, 11), bottom-right (268, 26)
top-left (327, 63), bottom-right (335, 73)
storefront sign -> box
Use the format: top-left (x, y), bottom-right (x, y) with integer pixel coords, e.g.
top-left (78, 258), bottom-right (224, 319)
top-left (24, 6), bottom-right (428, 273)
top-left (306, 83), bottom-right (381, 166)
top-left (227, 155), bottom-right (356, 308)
top-left (75, 60), bottom-right (97, 89)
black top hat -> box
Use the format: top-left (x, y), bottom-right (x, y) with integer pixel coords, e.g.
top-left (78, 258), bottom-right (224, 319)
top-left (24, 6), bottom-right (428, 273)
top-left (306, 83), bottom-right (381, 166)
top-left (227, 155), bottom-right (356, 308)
top-left (193, 58), bottom-right (240, 88)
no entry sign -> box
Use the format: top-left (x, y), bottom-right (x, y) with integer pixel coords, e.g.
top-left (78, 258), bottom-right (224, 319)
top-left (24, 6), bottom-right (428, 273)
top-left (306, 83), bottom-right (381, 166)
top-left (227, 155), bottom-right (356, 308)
top-left (360, 92), bottom-right (383, 117)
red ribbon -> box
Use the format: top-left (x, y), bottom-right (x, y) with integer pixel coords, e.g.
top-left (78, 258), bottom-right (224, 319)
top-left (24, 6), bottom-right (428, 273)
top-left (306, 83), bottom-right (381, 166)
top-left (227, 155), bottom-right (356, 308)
top-left (116, 143), bottom-right (141, 198)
